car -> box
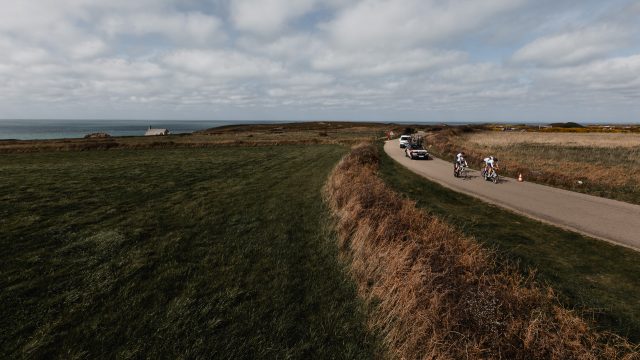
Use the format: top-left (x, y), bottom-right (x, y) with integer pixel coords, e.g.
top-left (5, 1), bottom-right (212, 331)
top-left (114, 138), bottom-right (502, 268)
top-left (399, 135), bottom-right (412, 148)
top-left (405, 143), bottom-right (429, 160)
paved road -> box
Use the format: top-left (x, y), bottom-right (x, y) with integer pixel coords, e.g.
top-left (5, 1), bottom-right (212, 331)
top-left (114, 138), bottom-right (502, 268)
top-left (385, 140), bottom-right (640, 251)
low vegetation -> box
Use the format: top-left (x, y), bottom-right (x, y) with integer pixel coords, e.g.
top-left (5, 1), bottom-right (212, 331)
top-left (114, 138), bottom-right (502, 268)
top-left (0, 145), bottom-right (379, 358)
top-left (325, 143), bottom-right (638, 359)
top-left (426, 128), bottom-right (640, 204)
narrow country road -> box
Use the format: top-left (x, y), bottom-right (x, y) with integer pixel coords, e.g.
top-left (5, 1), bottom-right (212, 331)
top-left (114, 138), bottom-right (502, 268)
top-left (384, 140), bottom-right (640, 251)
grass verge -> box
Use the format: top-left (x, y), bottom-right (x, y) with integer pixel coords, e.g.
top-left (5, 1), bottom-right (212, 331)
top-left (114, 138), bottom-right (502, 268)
top-left (379, 142), bottom-right (640, 343)
top-left (0, 145), bottom-right (379, 358)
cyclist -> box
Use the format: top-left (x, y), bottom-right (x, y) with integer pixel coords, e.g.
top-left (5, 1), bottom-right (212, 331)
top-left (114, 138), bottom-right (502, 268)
top-left (482, 156), bottom-right (499, 179)
top-left (454, 152), bottom-right (467, 177)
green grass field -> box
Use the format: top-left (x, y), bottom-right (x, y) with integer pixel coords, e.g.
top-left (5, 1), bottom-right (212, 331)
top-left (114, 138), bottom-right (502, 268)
top-left (379, 144), bottom-right (640, 343)
top-left (0, 146), bottom-right (379, 358)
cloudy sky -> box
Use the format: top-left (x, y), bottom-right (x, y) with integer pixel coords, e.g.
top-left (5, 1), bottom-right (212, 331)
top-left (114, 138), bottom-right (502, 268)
top-left (1, 0), bottom-right (639, 123)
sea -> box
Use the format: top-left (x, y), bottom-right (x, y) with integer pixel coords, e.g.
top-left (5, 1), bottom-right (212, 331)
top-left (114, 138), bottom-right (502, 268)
top-left (0, 120), bottom-right (283, 140)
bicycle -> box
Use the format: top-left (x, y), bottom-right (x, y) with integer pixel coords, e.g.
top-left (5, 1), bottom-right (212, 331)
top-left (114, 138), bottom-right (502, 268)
top-left (454, 163), bottom-right (468, 179)
top-left (482, 166), bottom-right (499, 183)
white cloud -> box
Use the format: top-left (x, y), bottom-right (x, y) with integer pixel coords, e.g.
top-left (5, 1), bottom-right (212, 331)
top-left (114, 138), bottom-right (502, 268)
top-left (100, 12), bottom-right (224, 44)
top-left (163, 49), bottom-right (284, 78)
top-left (0, 0), bottom-right (167, 42)
top-left (231, 0), bottom-right (317, 34)
top-left (0, 37), bottom-right (51, 64)
top-left (238, 34), bottom-right (323, 63)
top-left (70, 39), bottom-right (108, 59)
top-left (276, 72), bottom-right (335, 86)
top-left (312, 48), bottom-right (465, 76)
top-left (512, 25), bottom-right (629, 66)
top-left (77, 58), bottom-right (166, 80)
top-left (9, 47), bottom-right (51, 65)
top-left (436, 63), bottom-right (516, 84)
top-left (322, 0), bottom-right (524, 50)
top-left (540, 54), bottom-right (640, 92)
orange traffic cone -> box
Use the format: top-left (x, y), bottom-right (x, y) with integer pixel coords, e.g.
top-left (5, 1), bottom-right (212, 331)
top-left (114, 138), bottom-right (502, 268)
top-left (518, 173), bottom-right (523, 182)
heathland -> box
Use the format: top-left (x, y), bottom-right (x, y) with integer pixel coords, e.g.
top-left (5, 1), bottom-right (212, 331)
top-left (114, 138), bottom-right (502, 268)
top-left (1, 122), bottom-right (639, 358)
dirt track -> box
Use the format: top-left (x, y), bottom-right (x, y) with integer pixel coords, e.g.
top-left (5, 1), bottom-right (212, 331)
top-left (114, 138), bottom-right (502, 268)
top-left (385, 140), bottom-right (640, 251)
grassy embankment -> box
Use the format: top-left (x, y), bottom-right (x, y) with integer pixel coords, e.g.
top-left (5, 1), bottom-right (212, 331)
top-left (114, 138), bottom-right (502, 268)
top-left (378, 142), bottom-right (640, 343)
top-left (0, 145), bottom-right (380, 358)
top-left (325, 143), bottom-right (638, 359)
top-left (425, 128), bottom-right (640, 204)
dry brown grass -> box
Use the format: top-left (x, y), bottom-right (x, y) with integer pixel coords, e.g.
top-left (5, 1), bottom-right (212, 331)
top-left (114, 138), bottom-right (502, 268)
top-left (466, 132), bottom-right (640, 148)
top-left (324, 143), bottom-right (639, 359)
top-left (426, 129), bottom-right (640, 204)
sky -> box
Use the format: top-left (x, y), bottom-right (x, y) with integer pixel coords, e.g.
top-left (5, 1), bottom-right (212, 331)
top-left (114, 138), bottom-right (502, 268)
top-left (0, 0), bottom-right (639, 123)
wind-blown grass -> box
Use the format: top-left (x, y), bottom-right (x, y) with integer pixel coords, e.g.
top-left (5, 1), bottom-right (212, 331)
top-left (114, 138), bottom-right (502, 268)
top-left (0, 145), bottom-right (379, 358)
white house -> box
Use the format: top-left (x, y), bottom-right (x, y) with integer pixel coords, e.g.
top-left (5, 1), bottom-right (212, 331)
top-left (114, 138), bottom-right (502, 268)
top-left (145, 126), bottom-right (170, 136)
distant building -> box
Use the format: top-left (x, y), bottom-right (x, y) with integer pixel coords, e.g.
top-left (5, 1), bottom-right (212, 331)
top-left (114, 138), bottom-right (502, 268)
top-left (145, 126), bottom-right (170, 136)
